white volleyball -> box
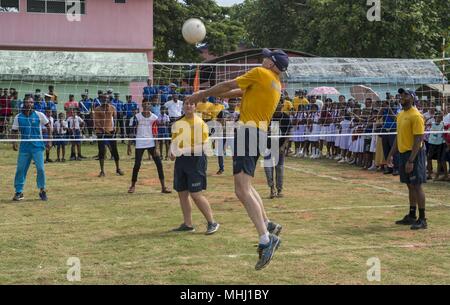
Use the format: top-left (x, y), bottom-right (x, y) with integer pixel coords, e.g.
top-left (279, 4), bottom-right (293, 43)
top-left (182, 18), bottom-right (206, 45)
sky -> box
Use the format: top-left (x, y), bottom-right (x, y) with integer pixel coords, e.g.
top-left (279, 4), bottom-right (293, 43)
top-left (216, 0), bottom-right (244, 7)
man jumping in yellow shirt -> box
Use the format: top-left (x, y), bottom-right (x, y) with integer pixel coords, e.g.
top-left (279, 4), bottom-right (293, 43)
top-left (186, 48), bottom-right (289, 270)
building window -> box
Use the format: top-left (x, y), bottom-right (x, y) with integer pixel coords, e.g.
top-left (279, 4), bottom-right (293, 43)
top-left (27, 0), bottom-right (85, 14)
top-left (115, 0), bottom-right (126, 3)
top-left (0, 0), bottom-right (19, 12)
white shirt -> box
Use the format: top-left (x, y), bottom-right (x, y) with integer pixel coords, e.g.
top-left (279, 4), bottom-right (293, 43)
top-left (444, 113), bottom-right (450, 126)
top-left (165, 99), bottom-right (183, 118)
top-left (54, 119), bottom-right (68, 135)
top-left (67, 115), bottom-right (84, 130)
top-left (42, 116), bottom-right (54, 133)
top-left (131, 112), bottom-right (159, 149)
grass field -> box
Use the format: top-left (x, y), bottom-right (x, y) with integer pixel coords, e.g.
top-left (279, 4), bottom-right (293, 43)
top-left (0, 143), bottom-right (449, 284)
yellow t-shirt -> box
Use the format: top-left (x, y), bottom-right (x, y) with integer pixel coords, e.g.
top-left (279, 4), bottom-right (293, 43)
top-left (171, 114), bottom-right (209, 149)
top-left (196, 101), bottom-right (213, 120)
top-left (236, 67), bottom-right (281, 131)
top-left (396, 107), bottom-right (425, 153)
top-left (293, 96), bottom-right (309, 110)
top-left (282, 100), bottom-right (294, 114)
top-left (210, 103), bottom-right (225, 119)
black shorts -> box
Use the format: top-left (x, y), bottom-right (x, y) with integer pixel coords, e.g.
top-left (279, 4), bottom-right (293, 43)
top-left (364, 138), bottom-right (371, 153)
top-left (399, 148), bottom-right (427, 185)
top-left (233, 126), bottom-right (267, 177)
top-left (447, 146), bottom-right (450, 164)
top-left (427, 143), bottom-right (447, 162)
top-left (174, 155), bottom-right (207, 193)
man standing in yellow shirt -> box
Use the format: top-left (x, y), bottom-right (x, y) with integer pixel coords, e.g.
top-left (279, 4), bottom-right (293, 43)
top-left (186, 48), bottom-right (289, 270)
top-left (387, 89), bottom-right (427, 230)
top-left (293, 90), bottom-right (309, 111)
top-left (196, 98), bottom-right (213, 122)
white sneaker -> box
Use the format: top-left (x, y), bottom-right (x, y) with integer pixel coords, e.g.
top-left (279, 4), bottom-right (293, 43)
top-left (368, 165), bottom-right (377, 171)
top-left (334, 155), bottom-right (342, 160)
top-left (338, 158), bottom-right (347, 164)
top-left (348, 159), bottom-right (356, 165)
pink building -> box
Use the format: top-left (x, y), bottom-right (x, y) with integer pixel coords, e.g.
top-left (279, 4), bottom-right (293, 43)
top-left (0, 0), bottom-right (154, 99)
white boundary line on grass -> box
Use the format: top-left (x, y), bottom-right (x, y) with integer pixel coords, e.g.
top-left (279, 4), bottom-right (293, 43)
top-left (284, 163), bottom-right (450, 207)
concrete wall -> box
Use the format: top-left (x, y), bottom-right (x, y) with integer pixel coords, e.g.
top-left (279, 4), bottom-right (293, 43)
top-left (0, 0), bottom-right (153, 52)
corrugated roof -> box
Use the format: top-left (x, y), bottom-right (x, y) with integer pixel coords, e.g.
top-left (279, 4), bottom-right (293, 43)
top-left (0, 51), bottom-right (148, 82)
top-left (287, 57), bottom-right (446, 84)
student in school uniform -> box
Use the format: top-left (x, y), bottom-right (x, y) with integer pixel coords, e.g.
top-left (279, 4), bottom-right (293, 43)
top-left (292, 104), bottom-right (306, 157)
top-left (308, 103), bottom-right (321, 159)
top-left (158, 106), bottom-right (171, 161)
top-left (338, 112), bottom-right (352, 164)
top-left (43, 108), bottom-right (54, 163)
top-left (54, 112), bottom-right (68, 162)
top-left (169, 99), bottom-right (219, 235)
top-left (67, 111), bottom-right (85, 161)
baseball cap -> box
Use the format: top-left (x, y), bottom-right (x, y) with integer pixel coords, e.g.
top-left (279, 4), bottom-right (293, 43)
top-left (262, 48), bottom-right (289, 72)
top-left (398, 88), bottom-right (419, 103)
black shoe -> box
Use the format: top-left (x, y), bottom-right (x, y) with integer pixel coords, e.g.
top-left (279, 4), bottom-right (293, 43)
top-left (12, 192), bottom-right (24, 201)
top-left (79, 155), bottom-right (87, 159)
top-left (255, 234), bottom-right (281, 270)
top-left (267, 222), bottom-right (282, 236)
top-left (392, 170), bottom-right (399, 176)
top-left (98, 171), bottom-right (105, 178)
top-left (205, 222), bottom-right (220, 235)
top-left (216, 170), bottom-right (224, 175)
top-left (384, 168), bottom-right (393, 175)
top-left (395, 214), bottom-right (417, 225)
top-left (39, 190), bottom-right (48, 201)
top-left (269, 187), bottom-right (277, 199)
top-left (172, 223), bottom-right (195, 232)
top-left (277, 189), bottom-right (284, 198)
top-left (70, 156), bottom-right (76, 161)
top-left (411, 218), bottom-right (427, 230)
top-left (116, 169), bottom-right (125, 176)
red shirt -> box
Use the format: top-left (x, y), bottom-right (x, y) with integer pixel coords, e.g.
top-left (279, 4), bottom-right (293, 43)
top-left (0, 95), bottom-right (12, 116)
top-left (64, 100), bottom-right (79, 117)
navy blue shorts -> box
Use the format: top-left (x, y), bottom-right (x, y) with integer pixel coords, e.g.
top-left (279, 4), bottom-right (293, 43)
top-left (71, 129), bottom-right (81, 144)
top-left (399, 148), bottom-right (427, 185)
top-left (54, 134), bottom-right (67, 147)
top-left (233, 126), bottom-right (266, 177)
top-left (174, 155), bottom-right (207, 193)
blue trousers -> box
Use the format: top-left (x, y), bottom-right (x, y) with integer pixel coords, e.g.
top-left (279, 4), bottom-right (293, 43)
top-left (14, 149), bottom-right (46, 194)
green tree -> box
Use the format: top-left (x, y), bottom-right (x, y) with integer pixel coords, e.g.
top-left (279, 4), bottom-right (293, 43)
top-left (233, 0), bottom-right (449, 59)
top-left (153, 0), bottom-right (246, 62)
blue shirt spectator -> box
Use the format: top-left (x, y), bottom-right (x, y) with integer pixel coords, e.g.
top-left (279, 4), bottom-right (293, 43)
top-left (79, 96), bottom-right (93, 115)
top-left (143, 79), bottom-right (158, 100)
top-left (158, 83), bottom-right (169, 105)
top-left (382, 104), bottom-right (399, 131)
top-left (111, 95), bottom-right (124, 116)
top-left (34, 98), bottom-right (47, 113)
top-left (123, 96), bottom-right (139, 118)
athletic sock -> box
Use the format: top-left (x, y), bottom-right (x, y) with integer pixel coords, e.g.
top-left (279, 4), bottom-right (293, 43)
top-left (409, 206), bottom-right (417, 218)
top-left (419, 208), bottom-right (426, 220)
top-left (259, 233), bottom-right (270, 245)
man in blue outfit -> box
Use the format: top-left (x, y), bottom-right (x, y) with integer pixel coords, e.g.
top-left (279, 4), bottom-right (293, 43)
top-left (11, 96), bottom-right (52, 201)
